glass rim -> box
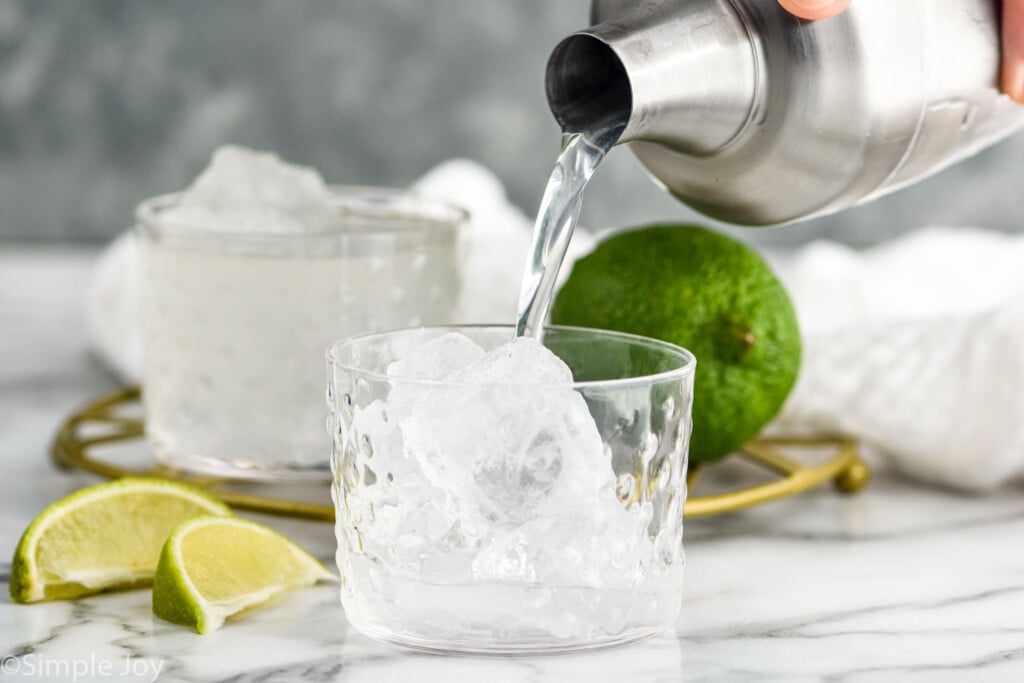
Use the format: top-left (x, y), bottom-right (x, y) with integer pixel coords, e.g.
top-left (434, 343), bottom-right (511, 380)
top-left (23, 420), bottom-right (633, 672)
top-left (326, 323), bottom-right (696, 389)
top-left (134, 184), bottom-right (469, 240)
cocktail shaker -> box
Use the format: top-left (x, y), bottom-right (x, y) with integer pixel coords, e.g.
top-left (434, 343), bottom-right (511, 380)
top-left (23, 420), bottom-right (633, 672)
top-left (546, 0), bottom-right (1024, 225)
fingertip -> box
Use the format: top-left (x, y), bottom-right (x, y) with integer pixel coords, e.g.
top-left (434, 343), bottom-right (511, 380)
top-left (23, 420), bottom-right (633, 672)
top-left (778, 0), bottom-right (852, 21)
top-left (1003, 0), bottom-right (1024, 103)
top-left (1002, 60), bottom-right (1024, 104)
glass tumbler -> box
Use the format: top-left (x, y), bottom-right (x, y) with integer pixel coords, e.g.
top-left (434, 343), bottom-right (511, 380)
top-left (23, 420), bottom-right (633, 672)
top-left (138, 188), bottom-right (465, 481)
top-left (327, 325), bottom-right (696, 654)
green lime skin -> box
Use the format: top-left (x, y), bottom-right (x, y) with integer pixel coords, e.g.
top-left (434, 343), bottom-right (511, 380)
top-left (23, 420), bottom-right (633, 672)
top-left (552, 224), bottom-right (801, 463)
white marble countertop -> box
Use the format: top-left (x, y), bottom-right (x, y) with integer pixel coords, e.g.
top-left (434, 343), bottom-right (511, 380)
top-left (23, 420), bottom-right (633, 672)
top-left (2, 246), bottom-right (1024, 682)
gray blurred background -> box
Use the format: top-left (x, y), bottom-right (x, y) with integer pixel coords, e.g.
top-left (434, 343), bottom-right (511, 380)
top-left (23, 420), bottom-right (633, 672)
top-left (0, 0), bottom-right (1021, 248)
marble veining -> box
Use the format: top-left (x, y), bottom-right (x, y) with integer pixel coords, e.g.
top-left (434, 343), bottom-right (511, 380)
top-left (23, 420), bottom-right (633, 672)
top-left (2, 248), bottom-right (1024, 681)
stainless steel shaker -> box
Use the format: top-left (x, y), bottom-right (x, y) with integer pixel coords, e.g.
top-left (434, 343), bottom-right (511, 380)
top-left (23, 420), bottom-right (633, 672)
top-left (545, 0), bottom-right (1024, 225)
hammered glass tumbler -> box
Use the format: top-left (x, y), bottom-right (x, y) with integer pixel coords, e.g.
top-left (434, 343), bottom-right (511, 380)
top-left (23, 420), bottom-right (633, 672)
top-left (327, 324), bottom-right (695, 654)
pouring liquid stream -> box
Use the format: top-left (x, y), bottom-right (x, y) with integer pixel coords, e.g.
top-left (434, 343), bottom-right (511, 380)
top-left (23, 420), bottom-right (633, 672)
top-left (514, 121), bottom-right (624, 340)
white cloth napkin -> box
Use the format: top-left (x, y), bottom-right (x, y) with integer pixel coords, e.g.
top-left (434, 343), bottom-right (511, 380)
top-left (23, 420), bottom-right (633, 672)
top-left (87, 162), bottom-right (1024, 492)
top-left (769, 228), bottom-right (1024, 491)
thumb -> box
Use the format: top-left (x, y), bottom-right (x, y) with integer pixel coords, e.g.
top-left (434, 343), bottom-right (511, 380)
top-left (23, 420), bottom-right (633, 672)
top-left (778, 0), bottom-right (852, 21)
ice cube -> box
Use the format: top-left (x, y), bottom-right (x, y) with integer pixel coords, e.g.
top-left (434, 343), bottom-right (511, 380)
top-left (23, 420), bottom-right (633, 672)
top-left (398, 338), bottom-right (608, 529)
top-left (471, 498), bottom-right (652, 589)
top-left (386, 332), bottom-right (485, 381)
top-left (161, 145), bottom-right (338, 234)
top-left (348, 399), bottom-right (408, 492)
top-left (448, 336), bottom-right (574, 385)
top-left (385, 332), bottom-right (485, 418)
top-left (348, 398), bottom-right (470, 577)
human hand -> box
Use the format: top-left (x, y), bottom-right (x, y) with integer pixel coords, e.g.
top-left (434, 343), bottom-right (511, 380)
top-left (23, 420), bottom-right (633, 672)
top-left (777, 0), bottom-right (1024, 104)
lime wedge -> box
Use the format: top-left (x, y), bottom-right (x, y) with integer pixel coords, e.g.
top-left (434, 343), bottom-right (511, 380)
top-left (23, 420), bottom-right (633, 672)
top-left (10, 478), bottom-right (231, 603)
top-left (152, 516), bottom-right (335, 634)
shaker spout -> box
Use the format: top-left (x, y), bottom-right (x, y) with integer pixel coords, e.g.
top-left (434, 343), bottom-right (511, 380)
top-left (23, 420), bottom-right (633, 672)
top-left (546, 0), bottom-right (760, 155)
top-left (545, 34), bottom-right (633, 143)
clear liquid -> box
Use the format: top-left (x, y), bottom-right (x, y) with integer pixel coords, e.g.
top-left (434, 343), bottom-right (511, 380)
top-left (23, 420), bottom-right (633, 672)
top-left (514, 123), bottom-right (624, 339)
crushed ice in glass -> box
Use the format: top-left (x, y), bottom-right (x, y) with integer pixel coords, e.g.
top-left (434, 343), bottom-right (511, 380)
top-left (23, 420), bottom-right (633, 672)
top-left (349, 332), bottom-right (653, 589)
top-left (160, 145), bottom-right (338, 233)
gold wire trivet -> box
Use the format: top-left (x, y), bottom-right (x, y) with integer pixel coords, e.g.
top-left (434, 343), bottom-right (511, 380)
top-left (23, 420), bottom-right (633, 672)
top-left (50, 386), bottom-right (869, 521)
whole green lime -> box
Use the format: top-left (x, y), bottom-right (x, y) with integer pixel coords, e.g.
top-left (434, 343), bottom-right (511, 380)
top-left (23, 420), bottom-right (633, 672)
top-left (551, 225), bottom-right (801, 463)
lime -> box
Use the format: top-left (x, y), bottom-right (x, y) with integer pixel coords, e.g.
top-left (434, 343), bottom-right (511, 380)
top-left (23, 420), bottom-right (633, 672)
top-left (152, 516), bottom-right (334, 634)
top-left (552, 224), bottom-right (801, 463)
top-left (9, 478), bottom-right (231, 603)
